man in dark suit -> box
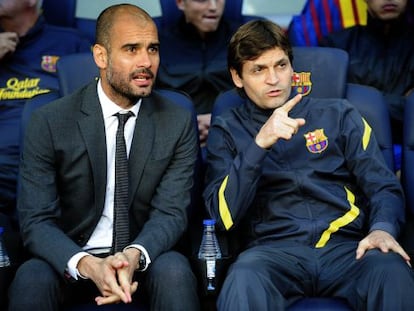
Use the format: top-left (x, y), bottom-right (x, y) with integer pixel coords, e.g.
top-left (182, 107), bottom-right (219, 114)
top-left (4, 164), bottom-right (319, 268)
top-left (8, 4), bottom-right (200, 310)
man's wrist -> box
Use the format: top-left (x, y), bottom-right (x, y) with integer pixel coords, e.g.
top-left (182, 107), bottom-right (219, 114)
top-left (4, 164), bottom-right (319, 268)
top-left (67, 251), bottom-right (90, 280)
top-left (137, 252), bottom-right (146, 271)
top-left (124, 245), bottom-right (151, 271)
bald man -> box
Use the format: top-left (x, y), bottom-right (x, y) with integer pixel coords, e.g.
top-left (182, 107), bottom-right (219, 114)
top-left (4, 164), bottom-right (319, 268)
top-left (9, 4), bottom-right (200, 310)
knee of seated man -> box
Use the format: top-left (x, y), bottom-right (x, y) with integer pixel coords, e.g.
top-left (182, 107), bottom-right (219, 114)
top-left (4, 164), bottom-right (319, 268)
top-left (13, 258), bottom-right (59, 290)
top-left (362, 249), bottom-right (410, 274)
top-left (149, 251), bottom-right (195, 284)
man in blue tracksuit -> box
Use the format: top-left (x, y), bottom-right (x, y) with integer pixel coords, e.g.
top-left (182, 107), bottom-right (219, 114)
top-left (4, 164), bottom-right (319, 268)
top-left (0, 0), bottom-right (91, 225)
top-left (203, 19), bottom-right (414, 310)
top-left (155, 0), bottom-right (240, 147)
top-left (0, 2), bottom-right (91, 302)
top-left (319, 0), bottom-right (414, 145)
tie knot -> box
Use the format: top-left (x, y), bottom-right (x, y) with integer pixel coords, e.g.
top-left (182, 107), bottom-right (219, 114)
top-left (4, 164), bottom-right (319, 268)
top-left (116, 111), bottom-right (134, 128)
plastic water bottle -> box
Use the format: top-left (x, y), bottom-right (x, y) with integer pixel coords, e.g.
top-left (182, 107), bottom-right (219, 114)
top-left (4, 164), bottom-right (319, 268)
top-left (0, 226), bottom-right (11, 310)
top-left (0, 227), bottom-right (11, 268)
top-left (198, 219), bottom-right (222, 291)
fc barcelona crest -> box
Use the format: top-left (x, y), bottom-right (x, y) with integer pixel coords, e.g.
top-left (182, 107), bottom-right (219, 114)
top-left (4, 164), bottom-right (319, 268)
top-left (292, 72), bottom-right (312, 96)
top-left (304, 129), bottom-right (328, 153)
top-left (41, 55), bottom-right (59, 73)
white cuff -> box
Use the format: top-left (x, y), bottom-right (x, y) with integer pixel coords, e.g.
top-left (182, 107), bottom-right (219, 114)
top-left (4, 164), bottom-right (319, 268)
top-left (67, 251), bottom-right (91, 280)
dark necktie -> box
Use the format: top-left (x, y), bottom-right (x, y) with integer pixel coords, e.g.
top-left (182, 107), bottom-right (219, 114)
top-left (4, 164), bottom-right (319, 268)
top-left (112, 111), bottom-right (133, 253)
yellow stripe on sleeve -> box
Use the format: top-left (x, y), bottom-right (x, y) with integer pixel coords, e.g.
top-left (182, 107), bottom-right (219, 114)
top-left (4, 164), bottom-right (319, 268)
top-left (362, 117), bottom-right (372, 151)
top-left (218, 176), bottom-right (233, 230)
top-left (339, 0), bottom-right (358, 28)
top-left (339, 0), bottom-right (367, 28)
top-left (356, 0), bottom-right (368, 25)
top-left (315, 187), bottom-right (360, 248)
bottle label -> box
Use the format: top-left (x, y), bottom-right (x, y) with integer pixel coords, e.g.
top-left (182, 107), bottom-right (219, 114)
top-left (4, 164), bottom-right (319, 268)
top-left (0, 259), bottom-right (10, 268)
top-left (206, 259), bottom-right (216, 279)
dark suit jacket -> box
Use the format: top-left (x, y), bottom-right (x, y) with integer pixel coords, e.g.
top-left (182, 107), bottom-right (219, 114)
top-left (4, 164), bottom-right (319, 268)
top-left (17, 81), bottom-right (198, 275)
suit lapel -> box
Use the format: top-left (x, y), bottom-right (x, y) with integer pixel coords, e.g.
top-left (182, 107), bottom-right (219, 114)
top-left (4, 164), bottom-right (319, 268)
top-left (78, 83), bottom-right (107, 212)
top-left (75, 87), bottom-right (158, 210)
top-left (129, 96), bottom-right (155, 203)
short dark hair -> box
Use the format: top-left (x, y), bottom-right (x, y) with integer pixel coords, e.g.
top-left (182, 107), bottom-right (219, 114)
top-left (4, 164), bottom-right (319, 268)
top-left (95, 4), bottom-right (153, 48)
top-left (227, 19), bottom-right (293, 78)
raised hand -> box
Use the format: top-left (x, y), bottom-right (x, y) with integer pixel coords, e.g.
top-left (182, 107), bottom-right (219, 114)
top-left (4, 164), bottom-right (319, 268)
top-left (0, 32), bottom-right (19, 60)
top-left (255, 94), bottom-right (306, 149)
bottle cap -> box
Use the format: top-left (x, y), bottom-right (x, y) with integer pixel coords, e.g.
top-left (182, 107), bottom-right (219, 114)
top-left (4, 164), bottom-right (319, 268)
top-left (203, 219), bottom-right (216, 226)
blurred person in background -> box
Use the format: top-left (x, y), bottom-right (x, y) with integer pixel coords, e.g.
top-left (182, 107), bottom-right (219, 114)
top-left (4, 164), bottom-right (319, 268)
top-left (0, 1), bottom-right (90, 306)
top-left (320, 0), bottom-right (414, 155)
top-left (156, 0), bottom-right (241, 147)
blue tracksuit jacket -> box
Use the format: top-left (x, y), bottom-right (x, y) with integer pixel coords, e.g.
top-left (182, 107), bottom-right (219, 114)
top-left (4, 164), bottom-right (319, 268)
top-left (203, 96), bottom-right (405, 249)
top-left (0, 15), bottom-right (91, 216)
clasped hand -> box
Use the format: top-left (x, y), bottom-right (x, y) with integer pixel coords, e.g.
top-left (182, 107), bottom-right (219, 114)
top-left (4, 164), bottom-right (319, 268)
top-left (197, 113), bottom-right (211, 147)
top-left (78, 248), bottom-right (140, 305)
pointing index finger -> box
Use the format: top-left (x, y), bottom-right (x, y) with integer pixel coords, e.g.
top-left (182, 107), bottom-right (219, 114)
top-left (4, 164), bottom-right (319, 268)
top-left (281, 94), bottom-right (302, 113)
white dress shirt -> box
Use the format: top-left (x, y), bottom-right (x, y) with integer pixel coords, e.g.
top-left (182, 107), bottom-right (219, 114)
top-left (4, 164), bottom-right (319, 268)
top-left (67, 80), bottom-right (150, 279)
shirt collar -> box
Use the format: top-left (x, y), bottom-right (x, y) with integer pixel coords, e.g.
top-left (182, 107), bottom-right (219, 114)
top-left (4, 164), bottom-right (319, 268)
top-left (97, 79), bottom-right (141, 119)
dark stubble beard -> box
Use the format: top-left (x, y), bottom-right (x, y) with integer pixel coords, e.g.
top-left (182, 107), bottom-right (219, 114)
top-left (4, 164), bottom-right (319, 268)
top-left (106, 60), bottom-right (154, 104)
